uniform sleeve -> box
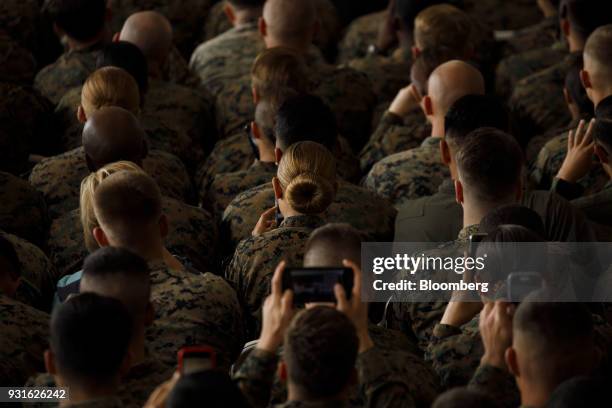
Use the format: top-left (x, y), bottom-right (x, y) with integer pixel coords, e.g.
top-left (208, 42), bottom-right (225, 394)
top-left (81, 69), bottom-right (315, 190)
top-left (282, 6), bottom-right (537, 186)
top-left (467, 364), bottom-right (520, 408)
top-left (550, 177), bottom-right (585, 200)
top-left (233, 348), bottom-right (278, 408)
top-left (357, 347), bottom-right (416, 408)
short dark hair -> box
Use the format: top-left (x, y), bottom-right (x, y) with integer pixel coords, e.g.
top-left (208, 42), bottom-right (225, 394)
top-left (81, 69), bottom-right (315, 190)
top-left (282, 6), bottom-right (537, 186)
top-left (228, 0), bottom-right (266, 10)
top-left (167, 370), bottom-right (250, 408)
top-left (432, 387), bottom-right (497, 408)
top-left (44, 0), bottom-right (107, 42)
top-left (395, 0), bottom-right (464, 31)
top-left (304, 223), bottom-right (363, 267)
top-left (591, 118), bottom-right (612, 157)
top-left (410, 46), bottom-right (465, 96)
top-left (480, 205), bottom-right (546, 239)
top-left (560, 0), bottom-right (612, 42)
top-left (547, 376), bottom-right (608, 408)
top-left (455, 128), bottom-right (524, 204)
top-left (97, 42), bottom-right (149, 97)
top-left (50, 292), bottom-right (132, 385)
top-left (445, 94), bottom-right (510, 149)
top-left (0, 234), bottom-right (21, 282)
top-left (565, 56), bottom-right (594, 117)
top-left (284, 307), bottom-right (358, 399)
top-left (275, 94), bottom-right (338, 151)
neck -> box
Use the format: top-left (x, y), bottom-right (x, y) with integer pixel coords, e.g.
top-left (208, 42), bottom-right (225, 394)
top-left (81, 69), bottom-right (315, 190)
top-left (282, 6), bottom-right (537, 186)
top-left (462, 201), bottom-right (501, 228)
top-left (278, 199), bottom-right (303, 219)
top-left (430, 116), bottom-right (445, 139)
top-left (287, 382), bottom-right (346, 404)
top-left (591, 89), bottom-right (612, 108)
top-left (58, 379), bottom-right (117, 407)
top-left (520, 383), bottom-right (555, 408)
top-left (265, 37), bottom-right (311, 55)
top-left (65, 29), bottom-right (108, 52)
top-left (567, 35), bottom-right (584, 53)
top-left (234, 9), bottom-right (261, 27)
top-left (114, 240), bottom-right (166, 264)
top-left (258, 147), bottom-right (276, 163)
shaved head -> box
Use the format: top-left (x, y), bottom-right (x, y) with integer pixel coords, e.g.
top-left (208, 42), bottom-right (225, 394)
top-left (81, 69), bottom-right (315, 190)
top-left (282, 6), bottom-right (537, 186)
top-left (304, 224), bottom-right (362, 268)
top-left (120, 11), bottom-right (173, 67)
top-left (262, 0), bottom-right (317, 48)
top-left (427, 60), bottom-right (485, 117)
top-left (584, 24), bottom-right (612, 97)
top-left (82, 106), bottom-right (147, 172)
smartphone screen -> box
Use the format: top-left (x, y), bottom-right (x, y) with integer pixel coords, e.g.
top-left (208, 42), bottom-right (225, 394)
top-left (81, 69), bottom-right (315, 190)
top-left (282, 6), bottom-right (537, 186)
top-left (468, 233), bottom-right (488, 258)
top-left (283, 268), bottom-right (353, 305)
top-left (179, 348), bottom-right (215, 375)
top-left (507, 272), bottom-right (543, 303)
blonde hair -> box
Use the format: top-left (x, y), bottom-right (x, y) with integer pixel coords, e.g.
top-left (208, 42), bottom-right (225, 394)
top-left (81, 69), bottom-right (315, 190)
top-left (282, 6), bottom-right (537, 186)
top-left (81, 67), bottom-right (141, 118)
top-left (80, 161), bottom-right (147, 252)
top-left (414, 4), bottom-right (472, 54)
top-left (277, 141), bottom-right (336, 214)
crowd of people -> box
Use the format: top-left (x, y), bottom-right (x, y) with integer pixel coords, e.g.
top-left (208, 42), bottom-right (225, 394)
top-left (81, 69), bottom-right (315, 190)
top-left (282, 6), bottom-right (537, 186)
top-left (1, 0), bottom-right (612, 407)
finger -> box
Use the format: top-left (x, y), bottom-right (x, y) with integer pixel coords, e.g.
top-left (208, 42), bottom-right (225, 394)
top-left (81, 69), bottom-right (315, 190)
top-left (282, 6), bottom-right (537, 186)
top-left (334, 283), bottom-right (349, 311)
top-left (281, 289), bottom-right (294, 315)
top-left (261, 206), bottom-right (276, 220)
top-left (343, 259), bottom-right (361, 301)
top-left (583, 119), bottom-right (596, 145)
top-left (271, 261), bottom-right (286, 296)
top-left (575, 120), bottom-right (585, 144)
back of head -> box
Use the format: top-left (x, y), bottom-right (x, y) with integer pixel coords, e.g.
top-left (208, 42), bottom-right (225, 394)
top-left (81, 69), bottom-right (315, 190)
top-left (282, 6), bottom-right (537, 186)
top-left (80, 161), bottom-right (148, 252)
top-left (97, 42), bottom-right (149, 97)
top-left (514, 290), bottom-right (595, 386)
top-left (254, 100), bottom-right (276, 144)
top-left (81, 67), bottom-right (140, 118)
top-left (82, 106), bottom-right (146, 171)
top-left (167, 370), bottom-right (250, 408)
top-left (414, 4), bottom-right (472, 55)
top-left (546, 376), bottom-right (608, 408)
top-left (228, 0), bottom-right (266, 10)
top-left (455, 128), bottom-right (523, 206)
top-left (395, 0), bottom-right (464, 36)
top-left (50, 292), bottom-right (132, 387)
top-left (592, 118), bottom-right (612, 158)
top-left (564, 55), bottom-right (594, 116)
top-left (432, 387), bottom-right (497, 408)
top-left (444, 94), bottom-right (510, 150)
top-left (275, 94), bottom-right (338, 151)
top-left (262, 0), bottom-right (317, 45)
top-left (410, 47), bottom-right (465, 97)
top-left (251, 47), bottom-right (310, 109)
top-left (44, 0), bottom-right (107, 42)
top-left (277, 141), bottom-right (336, 215)
top-left (480, 205), bottom-right (546, 239)
top-left (93, 170), bottom-right (162, 247)
top-left (304, 223), bottom-right (362, 267)
top-left (284, 307), bottom-right (358, 399)
top-left (583, 25), bottom-right (612, 91)
top-left (120, 11), bottom-right (173, 66)
top-left (81, 247), bottom-right (150, 326)
top-left (561, 0), bottom-right (612, 44)
top-left (428, 60), bottom-right (485, 117)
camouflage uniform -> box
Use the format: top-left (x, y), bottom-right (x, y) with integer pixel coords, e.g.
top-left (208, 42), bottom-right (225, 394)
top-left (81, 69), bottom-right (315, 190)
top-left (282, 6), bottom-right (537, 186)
top-left (0, 34), bottom-right (37, 84)
top-left (530, 130), bottom-right (609, 195)
top-left (148, 260), bottom-right (245, 370)
top-left (500, 15), bottom-right (560, 57)
top-left (201, 1), bottom-right (231, 43)
top-left (0, 0), bottom-right (42, 60)
top-left (0, 171), bottom-right (49, 248)
top-left (220, 181), bottom-right (397, 256)
top-left (34, 43), bottom-right (105, 104)
top-left (337, 11), bottom-right (385, 63)
top-left (467, 364), bottom-right (520, 408)
top-left (572, 181), bottom-right (612, 228)
top-left (0, 82), bottom-right (60, 157)
top-left (0, 295), bottom-right (49, 387)
top-left (363, 137), bottom-right (449, 209)
top-left (189, 22), bottom-right (264, 138)
top-left (509, 52), bottom-right (579, 141)
top-left (235, 346), bottom-right (417, 408)
top-left (463, 0), bottom-right (542, 31)
top-left (360, 110), bottom-right (431, 174)
top-left (25, 354), bottom-right (174, 408)
top-left (203, 160), bottom-right (277, 220)
top-left (525, 118), bottom-right (582, 164)
top-left (29, 147), bottom-right (193, 219)
top-left (48, 196), bottom-right (218, 277)
top-left (226, 214), bottom-right (324, 336)
top-left (2, 231), bottom-right (58, 312)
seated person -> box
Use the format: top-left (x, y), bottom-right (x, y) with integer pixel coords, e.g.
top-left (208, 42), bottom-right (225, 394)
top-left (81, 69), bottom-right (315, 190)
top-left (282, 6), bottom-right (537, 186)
top-left (30, 100), bottom-right (192, 219)
top-left (432, 387), bottom-right (496, 408)
top-left (50, 160), bottom-right (217, 282)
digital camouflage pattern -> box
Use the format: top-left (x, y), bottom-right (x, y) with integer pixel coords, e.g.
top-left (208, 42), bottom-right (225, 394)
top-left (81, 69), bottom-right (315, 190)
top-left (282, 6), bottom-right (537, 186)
top-left (360, 110), bottom-right (430, 174)
top-left (0, 171), bottom-right (48, 248)
top-left (202, 160), bottom-right (277, 220)
top-left (0, 82), bottom-right (60, 157)
top-left (509, 52), bottom-right (578, 141)
top-left (463, 0), bottom-right (542, 31)
top-left (467, 364), bottom-right (520, 408)
top-left (148, 260), bottom-right (245, 371)
top-left (220, 181), bottom-right (397, 256)
top-left (235, 346), bottom-right (417, 408)
top-left (0, 0), bottom-right (42, 59)
top-left (572, 181), bottom-right (612, 227)
top-left (530, 131), bottom-right (609, 195)
top-left (525, 118), bottom-right (581, 164)
top-left (337, 11), bottom-right (385, 63)
top-left (201, 1), bottom-right (231, 43)
top-left (47, 196), bottom-right (218, 277)
top-left (29, 147), bottom-right (193, 219)
top-left (2, 231), bottom-right (58, 312)
top-left (25, 355), bottom-right (174, 408)
top-left (496, 43), bottom-right (566, 101)
top-left (0, 295), bottom-right (49, 387)
top-left (226, 214), bottom-right (324, 336)
top-left (500, 15), bottom-right (559, 57)
top-left (0, 34), bottom-right (37, 84)
top-left (363, 137), bottom-right (449, 209)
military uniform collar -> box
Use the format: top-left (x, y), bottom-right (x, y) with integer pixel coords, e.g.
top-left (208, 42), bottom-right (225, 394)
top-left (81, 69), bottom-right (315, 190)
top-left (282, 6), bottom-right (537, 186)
top-left (251, 160), bottom-right (277, 172)
top-left (66, 40), bottom-right (106, 55)
top-left (232, 21), bottom-right (259, 34)
top-left (457, 224), bottom-right (480, 242)
top-left (421, 136), bottom-right (442, 147)
top-left (279, 214), bottom-right (324, 229)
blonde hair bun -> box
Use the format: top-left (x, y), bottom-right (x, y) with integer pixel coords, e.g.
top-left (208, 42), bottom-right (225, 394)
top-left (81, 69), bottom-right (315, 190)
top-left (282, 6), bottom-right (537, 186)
top-left (285, 172), bottom-right (334, 215)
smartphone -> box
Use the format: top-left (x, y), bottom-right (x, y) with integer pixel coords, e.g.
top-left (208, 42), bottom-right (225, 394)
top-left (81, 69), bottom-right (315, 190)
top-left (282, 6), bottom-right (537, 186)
top-left (177, 346), bottom-right (217, 375)
top-left (507, 272), bottom-right (544, 303)
top-left (468, 233), bottom-right (488, 258)
top-left (282, 267), bottom-right (353, 305)
top-left (274, 198), bottom-right (284, 226)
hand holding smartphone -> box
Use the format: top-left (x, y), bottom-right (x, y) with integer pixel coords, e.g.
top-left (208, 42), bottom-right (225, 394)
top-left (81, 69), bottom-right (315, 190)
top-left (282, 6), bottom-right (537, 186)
top-left (282, 267), bottom-right (354, 305)
top-left (177, 346), bottom-right (217, 376)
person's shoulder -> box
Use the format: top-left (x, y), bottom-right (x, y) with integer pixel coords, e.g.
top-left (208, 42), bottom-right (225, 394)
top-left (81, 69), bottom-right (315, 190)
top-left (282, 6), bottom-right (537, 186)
top-left (225, 183), bottom-right (273, 211)
top-left (30, 147), bottom-right (83, 178)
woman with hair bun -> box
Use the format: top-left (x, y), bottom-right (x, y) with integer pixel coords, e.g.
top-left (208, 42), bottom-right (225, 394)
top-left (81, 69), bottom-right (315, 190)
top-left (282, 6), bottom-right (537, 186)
top-left (226, 141), bottom-right (337, 337)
